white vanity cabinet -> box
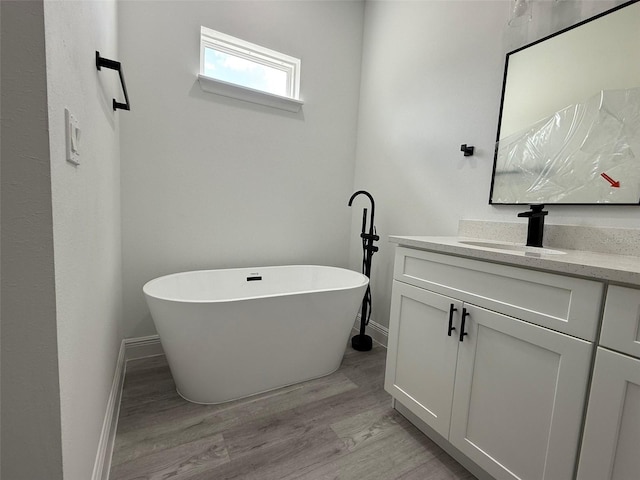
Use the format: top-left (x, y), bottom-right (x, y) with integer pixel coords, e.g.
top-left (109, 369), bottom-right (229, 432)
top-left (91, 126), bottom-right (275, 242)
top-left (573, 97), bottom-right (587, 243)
top-left (385, 247), bottom-right (603, 480)
top-left (577, 285), bottom-right (640, 480)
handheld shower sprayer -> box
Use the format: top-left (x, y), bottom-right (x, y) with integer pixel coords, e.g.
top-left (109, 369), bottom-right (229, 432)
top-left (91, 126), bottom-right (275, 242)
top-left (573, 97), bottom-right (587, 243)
top-left (348, 190), bottom-right (379, 352)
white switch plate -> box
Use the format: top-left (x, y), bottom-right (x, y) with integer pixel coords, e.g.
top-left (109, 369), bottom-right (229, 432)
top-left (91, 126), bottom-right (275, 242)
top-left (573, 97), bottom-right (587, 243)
top-left (65, 108), bottom-right (81, 165)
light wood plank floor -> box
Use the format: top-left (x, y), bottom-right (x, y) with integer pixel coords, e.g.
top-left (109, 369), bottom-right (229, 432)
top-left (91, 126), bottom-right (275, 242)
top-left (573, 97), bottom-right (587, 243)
top-left (110, 344), bottom-right (476, 480)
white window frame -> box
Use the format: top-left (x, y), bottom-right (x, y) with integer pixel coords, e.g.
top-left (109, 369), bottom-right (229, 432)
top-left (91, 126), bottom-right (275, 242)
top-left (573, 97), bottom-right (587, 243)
top-left (198, 26), bottom-right (303, 112)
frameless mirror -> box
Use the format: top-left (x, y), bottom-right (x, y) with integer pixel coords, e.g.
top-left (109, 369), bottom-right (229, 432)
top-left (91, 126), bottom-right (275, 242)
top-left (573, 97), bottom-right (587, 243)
top-left (490, 0), bottom-right (640, 205)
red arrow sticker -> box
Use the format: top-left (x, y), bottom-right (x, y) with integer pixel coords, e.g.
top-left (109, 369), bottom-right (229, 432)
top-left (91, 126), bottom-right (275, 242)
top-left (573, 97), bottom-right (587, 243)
top-left (601, 172), bottom-right (620, 188)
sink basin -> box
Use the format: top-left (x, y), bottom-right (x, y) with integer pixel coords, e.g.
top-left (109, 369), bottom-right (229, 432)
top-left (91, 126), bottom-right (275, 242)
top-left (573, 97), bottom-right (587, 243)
top-left (458, 240), bottom-right (566, 255)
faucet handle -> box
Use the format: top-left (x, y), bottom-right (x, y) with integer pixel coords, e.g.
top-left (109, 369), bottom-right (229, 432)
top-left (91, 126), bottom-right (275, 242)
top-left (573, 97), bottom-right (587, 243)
top-left (518, 204), bottom-right (548, 218)
top-left (361, 231), bottom-right (380, 242)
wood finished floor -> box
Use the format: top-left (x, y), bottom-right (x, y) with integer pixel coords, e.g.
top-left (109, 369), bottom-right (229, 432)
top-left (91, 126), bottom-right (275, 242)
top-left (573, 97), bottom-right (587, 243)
top-left (110, 344), bottom-right (476, 480)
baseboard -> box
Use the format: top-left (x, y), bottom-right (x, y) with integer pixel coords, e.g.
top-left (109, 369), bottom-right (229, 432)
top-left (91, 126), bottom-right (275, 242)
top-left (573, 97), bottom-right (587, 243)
top-left (352, 315), bottom-right (388, 348)
top-left (124, 334), bottom-right (164, 360)
top-left (91, 340), bottom-right (126, 480)
top-left (91, 336), bottom-right (164, 479)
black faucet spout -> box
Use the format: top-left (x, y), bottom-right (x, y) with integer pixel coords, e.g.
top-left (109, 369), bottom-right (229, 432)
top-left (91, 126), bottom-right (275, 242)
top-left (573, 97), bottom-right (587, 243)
top-left (348, 190), bottom-right (379, 267)
top-left (517, 204), bottom-right (548, 248)
top-left (348, 190), bottom-right (375, 235)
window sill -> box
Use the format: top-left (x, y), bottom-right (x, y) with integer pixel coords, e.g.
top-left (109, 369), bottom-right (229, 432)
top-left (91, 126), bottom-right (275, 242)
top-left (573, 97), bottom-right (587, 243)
top-left (197, 74), bottom-right (303, 113)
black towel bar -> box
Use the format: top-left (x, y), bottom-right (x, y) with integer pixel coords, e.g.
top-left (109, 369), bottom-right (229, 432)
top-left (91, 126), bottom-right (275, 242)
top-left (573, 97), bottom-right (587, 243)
top-left (96, 51), bottom-right (130, 111)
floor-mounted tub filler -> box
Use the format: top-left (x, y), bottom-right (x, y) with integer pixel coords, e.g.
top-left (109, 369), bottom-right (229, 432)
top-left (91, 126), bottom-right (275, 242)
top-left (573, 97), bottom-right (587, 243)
top-left (143, 265), bottom-right (369, 404)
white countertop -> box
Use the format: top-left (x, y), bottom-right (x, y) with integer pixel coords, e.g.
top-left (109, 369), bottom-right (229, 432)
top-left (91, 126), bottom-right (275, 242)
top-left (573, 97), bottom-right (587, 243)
top-left (389, 235), bottom-right (640, 287)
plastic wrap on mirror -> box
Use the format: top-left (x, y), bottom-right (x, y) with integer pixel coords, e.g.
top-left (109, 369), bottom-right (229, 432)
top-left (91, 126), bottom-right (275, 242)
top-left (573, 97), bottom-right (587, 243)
top-left (492, 87), bottom-right (640, 204)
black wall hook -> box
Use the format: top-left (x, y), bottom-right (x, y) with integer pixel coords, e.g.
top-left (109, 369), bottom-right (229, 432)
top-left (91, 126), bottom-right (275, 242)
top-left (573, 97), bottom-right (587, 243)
top-left (460, 144), bottom-right (475, 156)
top-left (96, 51), bottom-right (130, 111)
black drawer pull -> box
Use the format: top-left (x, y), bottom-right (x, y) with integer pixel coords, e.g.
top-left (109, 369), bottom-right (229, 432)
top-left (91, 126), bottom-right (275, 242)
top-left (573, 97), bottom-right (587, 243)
top-left (459, 308), bottom-right (469, 342)
top-left (448, 303), bottom-right (457, 336)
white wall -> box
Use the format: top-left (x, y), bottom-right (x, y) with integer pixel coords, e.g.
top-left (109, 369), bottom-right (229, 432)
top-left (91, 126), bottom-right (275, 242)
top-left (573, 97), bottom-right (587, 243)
top-left (43, 0), bottom-right (123, 478)
top-left (119, 0), bottom-right (365, 337)
top-left (1, 1), bottom-right (3, 470)
top-left (1, 1), bottom-right (63, 478)
top-left (350, 0), bottom-right (640, 331)
top-left (2, 1), bottom-right (123, 477)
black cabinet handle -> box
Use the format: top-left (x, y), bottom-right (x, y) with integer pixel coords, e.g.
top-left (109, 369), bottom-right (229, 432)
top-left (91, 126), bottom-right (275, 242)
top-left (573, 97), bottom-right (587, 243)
top-left (447, 303), bottom-right (457, 336)
top-left (459, 308), bottom-right (469, 342)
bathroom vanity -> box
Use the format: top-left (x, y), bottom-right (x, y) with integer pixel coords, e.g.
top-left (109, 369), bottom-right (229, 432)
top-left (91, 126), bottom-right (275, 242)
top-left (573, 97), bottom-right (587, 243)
top-left (384, 235), bottom-right (640, 480)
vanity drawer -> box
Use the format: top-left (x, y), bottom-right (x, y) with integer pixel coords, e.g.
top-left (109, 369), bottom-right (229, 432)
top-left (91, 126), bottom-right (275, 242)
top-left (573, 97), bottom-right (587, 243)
top-left (394, 247), bottom-right (603, 341)
top-left (600, 285), bottom-right (640, 358)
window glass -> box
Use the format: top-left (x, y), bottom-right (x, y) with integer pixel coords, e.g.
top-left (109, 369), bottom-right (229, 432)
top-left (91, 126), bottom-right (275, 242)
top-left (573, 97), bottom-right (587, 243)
top-left (203, 47), bottom-right (289, 97)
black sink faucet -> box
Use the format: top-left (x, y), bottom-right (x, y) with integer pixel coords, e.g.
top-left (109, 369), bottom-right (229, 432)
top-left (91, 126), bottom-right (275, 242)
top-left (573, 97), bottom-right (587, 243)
top-left (517, 204), bottom-right (548, 248)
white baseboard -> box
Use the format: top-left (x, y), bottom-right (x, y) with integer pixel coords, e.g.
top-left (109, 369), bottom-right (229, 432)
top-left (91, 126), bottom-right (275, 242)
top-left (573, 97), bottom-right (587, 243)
top-left (124, 334), bottom-right (164, 361)
top-left (352, 315), bottom-right (388, 348)
top-left (91, 335), bottom-right (164, 480)
top-left (91, 340), bottom-right (126, 480)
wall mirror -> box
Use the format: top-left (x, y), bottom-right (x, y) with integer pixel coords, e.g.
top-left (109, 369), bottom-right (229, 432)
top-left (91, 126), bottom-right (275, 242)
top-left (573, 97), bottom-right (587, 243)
top-left (490, 0), bottom-right (640, 205)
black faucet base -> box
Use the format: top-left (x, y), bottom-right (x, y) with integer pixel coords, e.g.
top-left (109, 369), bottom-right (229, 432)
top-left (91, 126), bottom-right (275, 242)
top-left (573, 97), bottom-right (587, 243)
top-left (352, 333), bottom-right (373, 352)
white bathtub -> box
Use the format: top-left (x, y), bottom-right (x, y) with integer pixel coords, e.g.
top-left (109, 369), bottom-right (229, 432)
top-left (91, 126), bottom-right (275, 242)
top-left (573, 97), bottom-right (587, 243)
top-left (143, 265), bottom-right (368, 404)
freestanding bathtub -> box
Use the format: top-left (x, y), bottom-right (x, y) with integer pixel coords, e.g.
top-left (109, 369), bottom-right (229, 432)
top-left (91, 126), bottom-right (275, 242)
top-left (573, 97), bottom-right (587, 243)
top-left (143, 265), bottom-right (369, 404)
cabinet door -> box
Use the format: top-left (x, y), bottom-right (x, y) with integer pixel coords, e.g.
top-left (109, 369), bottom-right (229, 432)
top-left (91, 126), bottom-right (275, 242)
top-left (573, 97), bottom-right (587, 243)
top-left (449, 305), bottom-right (592, 480)
top-left (577, 348), bottom-right (640, 480)
top-left (600, 285), bottom-right (640, 358)
top-left (385, 280), bottom-right (461, 438)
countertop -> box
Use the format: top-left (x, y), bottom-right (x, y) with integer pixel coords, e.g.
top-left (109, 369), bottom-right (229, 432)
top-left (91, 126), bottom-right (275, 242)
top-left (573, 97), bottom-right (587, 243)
top-left (389, 235), bottom-right (640, 287)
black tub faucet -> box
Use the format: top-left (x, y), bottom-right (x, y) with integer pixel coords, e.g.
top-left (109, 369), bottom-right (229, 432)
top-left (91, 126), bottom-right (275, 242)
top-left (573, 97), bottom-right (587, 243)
top-left (517, 204), bottom-right (548, 248)
top-left (348, 190), bottom-right (379, 352)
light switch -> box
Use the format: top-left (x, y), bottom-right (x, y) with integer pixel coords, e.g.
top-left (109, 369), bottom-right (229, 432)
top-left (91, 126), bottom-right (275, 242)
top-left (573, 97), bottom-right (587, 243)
top-left (65, 108), bottom-right (81, 165)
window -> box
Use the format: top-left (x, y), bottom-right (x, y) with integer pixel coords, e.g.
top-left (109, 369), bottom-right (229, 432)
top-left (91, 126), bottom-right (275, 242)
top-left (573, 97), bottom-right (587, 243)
top-left (198, 26), bottom-right (303, 112)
